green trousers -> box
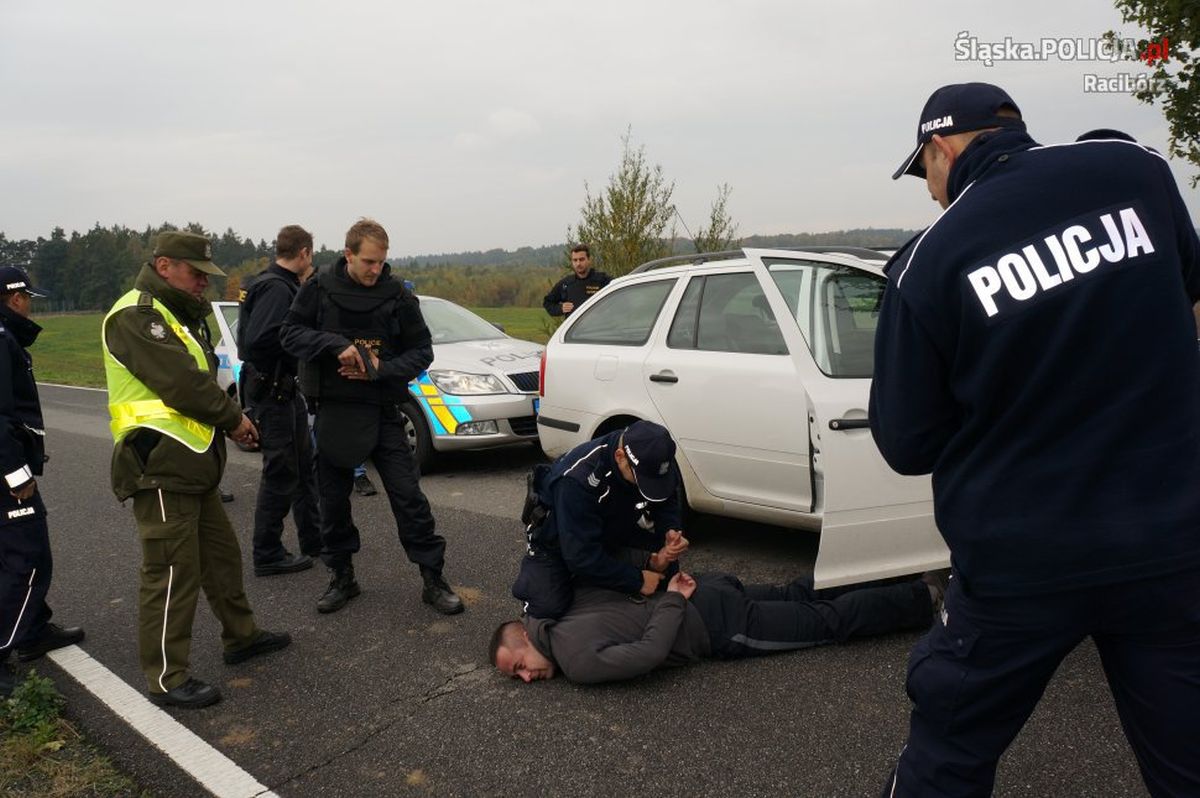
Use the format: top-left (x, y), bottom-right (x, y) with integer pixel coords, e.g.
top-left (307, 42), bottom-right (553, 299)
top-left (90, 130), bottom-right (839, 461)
top-left (132, 487), bottom-right (258, 693)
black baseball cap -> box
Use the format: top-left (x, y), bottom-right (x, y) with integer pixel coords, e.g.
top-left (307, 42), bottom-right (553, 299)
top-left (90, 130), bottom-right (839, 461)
top-left (0, 265), bottom-right (49, 298)
top-left (893, 82), bottom-right (1025, 180)
top-left (621, 420), bottom-right (679, 502)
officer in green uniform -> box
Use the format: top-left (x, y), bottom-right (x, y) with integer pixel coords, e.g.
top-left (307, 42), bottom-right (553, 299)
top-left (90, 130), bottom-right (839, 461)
top-left (103, 231), bottom-right (292, 709)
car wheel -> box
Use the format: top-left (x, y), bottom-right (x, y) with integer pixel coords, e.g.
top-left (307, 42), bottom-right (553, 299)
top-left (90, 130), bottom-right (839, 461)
top-left (399, 401), bottom-right (436, 472)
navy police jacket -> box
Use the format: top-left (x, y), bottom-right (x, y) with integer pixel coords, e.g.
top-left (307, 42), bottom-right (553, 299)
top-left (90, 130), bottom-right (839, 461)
top-left (870, 129), bottom-right (1200, 597)
top-left (0, 305), bottom-right (47, 526)
top-left (538, 429), bottom-right (683, 594)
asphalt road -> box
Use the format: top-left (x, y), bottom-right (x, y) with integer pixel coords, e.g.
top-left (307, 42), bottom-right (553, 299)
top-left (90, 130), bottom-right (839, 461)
top-left (23, 383), bottom-right (1147, 797)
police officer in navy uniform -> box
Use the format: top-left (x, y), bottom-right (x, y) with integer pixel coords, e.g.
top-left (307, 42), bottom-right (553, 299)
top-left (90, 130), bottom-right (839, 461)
top-left (542, 244), bottom-right (611, 318)
top-left (512, 420), bottom-right (688, 619)
top-left (238, 225), bottom-right (321, 576)
top-left (872, 83), bottom-right (1200, 796)
top-left (280, 219), bottom-right (463, 616)
top-left (0, 266), bottom-right (84, 696)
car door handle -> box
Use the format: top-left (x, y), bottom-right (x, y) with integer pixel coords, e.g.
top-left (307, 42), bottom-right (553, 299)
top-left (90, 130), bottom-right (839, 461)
top-left (649, 372), bottom-right (679, 384)
top-left (828, 417), bottom-right (870, 431)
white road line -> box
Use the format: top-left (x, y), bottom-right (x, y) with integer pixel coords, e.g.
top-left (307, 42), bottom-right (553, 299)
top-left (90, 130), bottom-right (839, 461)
top-left (47, 646), bottom-right (280, 798)
top-left (38, 382), bottom-right (107, 392)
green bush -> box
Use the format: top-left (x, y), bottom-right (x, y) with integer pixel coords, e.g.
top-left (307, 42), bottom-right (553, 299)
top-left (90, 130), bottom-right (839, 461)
top-left (1, 670), bottom-right (63, 740)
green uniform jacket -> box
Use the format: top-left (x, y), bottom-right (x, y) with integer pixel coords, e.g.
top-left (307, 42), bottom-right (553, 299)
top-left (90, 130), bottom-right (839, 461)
top-left (105, 265), bottom-right (242, 500)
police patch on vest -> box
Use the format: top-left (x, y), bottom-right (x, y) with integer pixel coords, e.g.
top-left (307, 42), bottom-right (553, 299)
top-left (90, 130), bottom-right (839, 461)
top-left (149, 321), bottom-right (167, 340)
top-left (6, 506), bottom-right (36, 520)
top-left (964, 204), bottom-right (1156, 320)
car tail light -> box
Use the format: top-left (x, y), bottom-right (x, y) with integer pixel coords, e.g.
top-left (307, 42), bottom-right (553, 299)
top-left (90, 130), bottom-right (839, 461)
top-left (539, 350), bottom-right (546, 397)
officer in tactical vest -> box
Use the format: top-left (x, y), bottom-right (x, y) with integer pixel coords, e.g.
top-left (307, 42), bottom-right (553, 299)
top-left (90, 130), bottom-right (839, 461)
top-left (103, 231), bottom-right (291, 709)
top-left (280, 219), bottom-right (463, 615)
top-left (238, 225), bottom-right (321, 576)
top-left (0, 266), bottom-right (85, 697)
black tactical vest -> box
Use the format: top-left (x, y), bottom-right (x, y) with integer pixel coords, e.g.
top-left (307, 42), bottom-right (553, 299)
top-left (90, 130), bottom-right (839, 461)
top-left (297, 268), bottom-right (407, 405)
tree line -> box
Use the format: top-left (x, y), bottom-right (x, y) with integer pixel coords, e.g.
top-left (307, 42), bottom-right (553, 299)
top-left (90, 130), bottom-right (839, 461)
top-left (0, 222), bottom-right (924, 313)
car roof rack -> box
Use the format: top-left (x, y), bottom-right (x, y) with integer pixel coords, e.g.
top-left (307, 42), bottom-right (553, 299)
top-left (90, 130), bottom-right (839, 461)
top-left (628, 245), bottom-right (891, 274)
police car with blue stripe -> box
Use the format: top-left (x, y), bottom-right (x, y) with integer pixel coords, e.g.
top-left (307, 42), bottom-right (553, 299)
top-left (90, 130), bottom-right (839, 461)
top-left (212, 296), bottom-right (543, 470)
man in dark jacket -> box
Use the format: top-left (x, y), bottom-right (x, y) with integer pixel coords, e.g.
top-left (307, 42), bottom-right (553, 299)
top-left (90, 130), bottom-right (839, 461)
top-left (542, 244), bottom-right (611, 318)
top-left (491, 570), bottom-right (936, 684)
top-left (873, 83), bottom-right (1200, 796)
top-left (103, 232), bottom-right (291, 709)
top-left (511, 420), bottom-right (687, 619)
top-left (280, 219), bottom-right (463, 616)
top-left (238, 224), bottom-right (321, 576)
top-left (0, 266), bottom-right (84, 697)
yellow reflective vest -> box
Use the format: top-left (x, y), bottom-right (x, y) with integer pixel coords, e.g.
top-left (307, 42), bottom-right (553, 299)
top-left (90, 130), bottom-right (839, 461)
top-left (102, 290), bottom-right (216, 453)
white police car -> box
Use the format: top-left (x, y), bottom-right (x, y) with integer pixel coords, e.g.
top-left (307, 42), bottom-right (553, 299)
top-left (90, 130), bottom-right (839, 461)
top-left (535, 247), bottom-right (949, 588)
top-left (211, 296), bottom-right (543, 470)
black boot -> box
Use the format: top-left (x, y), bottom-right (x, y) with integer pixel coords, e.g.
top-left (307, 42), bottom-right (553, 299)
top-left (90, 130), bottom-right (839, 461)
top-left (317, 566), bottom-right (361, 614)
top-left (17, 623), bottom-right (85, 662)
top-left (421, 568), bottom-right (464, 615)
top-left (149, 677), bottom-right (222, 709)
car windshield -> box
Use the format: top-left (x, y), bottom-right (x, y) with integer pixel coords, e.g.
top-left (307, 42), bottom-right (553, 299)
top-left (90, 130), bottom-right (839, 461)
top-left (219, 304), bottom-right (239, 343)
top-left (421, 298), bottom-right (506, 344)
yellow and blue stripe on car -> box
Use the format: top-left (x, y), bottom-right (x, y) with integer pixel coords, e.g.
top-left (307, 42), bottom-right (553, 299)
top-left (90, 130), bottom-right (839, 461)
top-left (409, 372), bottom-right (472, 435)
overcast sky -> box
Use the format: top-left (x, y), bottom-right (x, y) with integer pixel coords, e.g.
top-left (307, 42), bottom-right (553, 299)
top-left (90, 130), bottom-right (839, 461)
top-left (1, 1), bottom-right (1195, 257)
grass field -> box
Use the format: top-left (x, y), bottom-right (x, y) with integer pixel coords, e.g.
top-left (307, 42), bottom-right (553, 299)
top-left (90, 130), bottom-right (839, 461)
top-left (29, 306), bottom-right (550, 389)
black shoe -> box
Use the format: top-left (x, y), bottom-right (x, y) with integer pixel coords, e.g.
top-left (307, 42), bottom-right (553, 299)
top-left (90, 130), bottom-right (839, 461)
top-left (17, 623), bottom-right (85, 662)
top-left (254, 552), bottom-right (314, 577)
top-left (223, 630), bottom-right (292, 665)
top-left (317, 567), bottom-right (361, 614)
top-left (149, 677), bottom-right (221, 709)
top-left (0, 659), bottom-right (14, 698)
top-left (353, 474), bottom-right (377, 496)
top-left (220, 488), bottom-right (235, 503)
top-left (421, 569), bottom-right (464, 615)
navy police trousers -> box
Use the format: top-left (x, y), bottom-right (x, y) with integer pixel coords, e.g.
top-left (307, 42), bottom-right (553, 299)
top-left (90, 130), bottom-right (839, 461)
top-left (0, 508), bottom-right (52, 659)
top-left (886, 567), bottom-right (1200, 797)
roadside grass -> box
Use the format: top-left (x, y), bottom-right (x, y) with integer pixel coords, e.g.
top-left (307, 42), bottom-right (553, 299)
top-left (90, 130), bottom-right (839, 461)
top-left (467, 306), bottom-right (552, 344)
top-left (31, 306), bottom-right (549, 389)
top-left (30, 314), bottom-right (106, 388)
top-left (1, 670), bottom-right (151, 797)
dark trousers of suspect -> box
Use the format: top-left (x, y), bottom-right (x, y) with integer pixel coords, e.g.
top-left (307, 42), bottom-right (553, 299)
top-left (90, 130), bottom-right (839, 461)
top-left (315, 410), bottom-right (445, 573)
top-left (885, 566), bottom-right (1200, 798)
top-left (252, 392), bottom-right (321, 565)
top-left (690, 572), bottom-right (933, 659)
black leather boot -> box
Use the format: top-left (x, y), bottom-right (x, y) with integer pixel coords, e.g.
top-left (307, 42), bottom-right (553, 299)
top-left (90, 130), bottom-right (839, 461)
top-left (421, 568), bottom-right (464, 615)
top-left (317, 566), bottom-right (361, 614)
top-left (17, 623), bottom-right (85, 662)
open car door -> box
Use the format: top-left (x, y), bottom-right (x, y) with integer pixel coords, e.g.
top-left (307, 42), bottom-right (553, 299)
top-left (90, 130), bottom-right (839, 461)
top-left (748, 250), bottom-right (949, 587)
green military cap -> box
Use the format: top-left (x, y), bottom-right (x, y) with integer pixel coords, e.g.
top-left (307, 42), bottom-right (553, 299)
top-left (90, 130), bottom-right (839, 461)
top-left (152, 231), bottom-right (225, 276)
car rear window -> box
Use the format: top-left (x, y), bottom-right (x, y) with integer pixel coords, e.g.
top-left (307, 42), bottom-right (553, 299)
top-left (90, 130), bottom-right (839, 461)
top-left (564, 279), bottom-right (675, 346)
top-left (766, 259), bottom-right (884, 377)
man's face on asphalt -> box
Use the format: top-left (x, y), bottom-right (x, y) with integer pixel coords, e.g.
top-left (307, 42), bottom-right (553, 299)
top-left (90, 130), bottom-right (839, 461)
top-left (494, 632), bottom-right (556, 683)
top-left (159, 258), bottom-right (209, 299)
top-left (346, 238), bottom-right (387, 287)
top-left (570, 251), bottom-right (592, 278)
